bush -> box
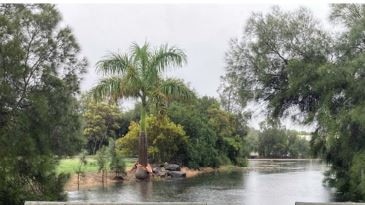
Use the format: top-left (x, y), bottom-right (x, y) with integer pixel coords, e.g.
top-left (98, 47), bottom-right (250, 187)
top-left (235, 157), bottom-right (248, 167)
top-left (109, 139), bottom-right (126, 177)
top-left (115, 115), bottom-right (188, 163)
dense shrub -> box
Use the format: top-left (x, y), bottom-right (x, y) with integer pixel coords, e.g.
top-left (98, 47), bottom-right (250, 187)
top-left (115, 116), bottom-right (188, 163)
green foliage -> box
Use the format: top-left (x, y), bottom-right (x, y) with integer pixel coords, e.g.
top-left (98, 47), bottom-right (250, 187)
top-left (75, 151), bottom-right (88, 175)
top-left (349, 152), bottom-right (365, 200)
top-left (82, 100), bottom-right (123, 154)
top-left (246, 128), bottom-right (259, 153)
top-left (258, 126), bottom-right (287, 158)
top-left (118, 106), bottom-right (140, 137)
top-left (95, 146), bottom-right (109, 173)
top-left (57, 156), bottom-right (98, 174)
top-left (287, 132), bottom-right (310, 158)
top-left (74, 151), bottom-right (87, 190)
top-left (257, 125), bottom-right (310, 158)
top-left (0, 4), bottom-right (86, 204)
top-left (115, 115), bottom-right (189, 163)
top-left (95, 146), bottom-right (110, 184)
top-left (168, 96), bottom-right (248, 168)
top-left (115, 121), bottom-right (140, 157)
top-left (109, 139), bottom-right (126, 177)
top-left (56, 156), bottom-right (135, 175)
top-left (221, 4), bottom-right (365, 200)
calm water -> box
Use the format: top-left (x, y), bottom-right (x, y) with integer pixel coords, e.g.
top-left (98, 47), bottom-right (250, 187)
top-left (67, 159), bottom-right (334, 205)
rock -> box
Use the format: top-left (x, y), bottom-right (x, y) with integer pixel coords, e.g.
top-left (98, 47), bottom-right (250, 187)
top-left (164, 163), bottom-right (181, 171)
top-left (167, 171), bottom-right (186, 178)
top-left (153, 167), bottom-right (167, 177)
top-left (153, 167), bottom-right (160, 174)
top-left (135, 166), bottom-right (149, 179)
top-left (158, 171), bottom-right (167, 177)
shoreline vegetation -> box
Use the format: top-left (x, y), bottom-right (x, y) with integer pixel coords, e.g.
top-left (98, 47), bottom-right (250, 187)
top-left (63, 158), bottom-right (319, 192)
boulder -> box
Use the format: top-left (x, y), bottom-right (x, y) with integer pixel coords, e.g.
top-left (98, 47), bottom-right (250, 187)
top-left (153, 167), bottom-right (160, 174)
top-left (167, 171), bottom-right (186, 178)
top-left (153, 167), bottom-right (167, 177)
top-left (135, 166), bottom-right (149, 179)
top-left (164, 163), bottom-right (181, 171)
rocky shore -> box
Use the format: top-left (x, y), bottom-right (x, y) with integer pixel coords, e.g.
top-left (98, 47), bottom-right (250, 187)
top-left (64, 163), bottom-right (220, 192)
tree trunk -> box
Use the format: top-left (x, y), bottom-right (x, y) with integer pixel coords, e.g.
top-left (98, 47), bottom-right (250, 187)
top-left (138, 103), bottom-right (148, 167)
top-left (138, 131), bottom-right (148, 166)
top-left (77, 173), bottom-right (80, 190)
top-left (136, 103), bottom-right (149, 179)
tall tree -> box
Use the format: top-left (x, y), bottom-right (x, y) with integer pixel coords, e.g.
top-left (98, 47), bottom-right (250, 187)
top-left (221, 4), bottom-right (365, 200)
top-left (0, 4), bottom-right (86, 204)
top-left (91, 42), bottom-right (193, 179)
top-left (82, 100), bottom-right (122, 154)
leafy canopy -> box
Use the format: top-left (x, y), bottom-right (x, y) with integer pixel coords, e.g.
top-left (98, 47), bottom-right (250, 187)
top-left (0, 4), bottom-right (86, 204)
top-left (91, 42), bottom-right (193, 108)
top-left (82, 100), bottom-right (123, 154)
top-left (115, 115), bottom-right (188, 163)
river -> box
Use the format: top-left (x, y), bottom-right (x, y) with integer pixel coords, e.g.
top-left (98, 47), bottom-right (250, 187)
top-left (67, 159), bottom-right (334, 205)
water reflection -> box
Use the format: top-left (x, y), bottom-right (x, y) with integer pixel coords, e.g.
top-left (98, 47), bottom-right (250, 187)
top-left (243, 160), bottom-right (333, 205)
top-left (68, 160), bottom-right (334, 205)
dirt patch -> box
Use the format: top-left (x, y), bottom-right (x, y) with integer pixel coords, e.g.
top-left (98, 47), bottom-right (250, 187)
top-left (181, 167), bottom-right (217, 178)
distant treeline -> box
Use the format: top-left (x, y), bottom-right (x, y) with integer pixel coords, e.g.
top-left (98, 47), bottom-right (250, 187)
top-left (246, 126), bottom-right (311, 159)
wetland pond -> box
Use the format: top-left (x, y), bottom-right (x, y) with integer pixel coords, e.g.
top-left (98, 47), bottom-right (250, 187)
top-left (67, 159), bottom-right (334, 205)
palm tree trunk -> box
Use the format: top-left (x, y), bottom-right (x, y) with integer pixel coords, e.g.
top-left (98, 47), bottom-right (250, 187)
top-left (138, 104), bottom-right (148, 167)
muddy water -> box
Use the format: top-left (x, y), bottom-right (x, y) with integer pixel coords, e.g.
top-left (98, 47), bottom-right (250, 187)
top-left (67, 159), bottom-right (334, 205)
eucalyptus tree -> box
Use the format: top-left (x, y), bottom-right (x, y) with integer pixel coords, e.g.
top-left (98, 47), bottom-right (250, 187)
top-left (91, 42), bottom-right (193, 178)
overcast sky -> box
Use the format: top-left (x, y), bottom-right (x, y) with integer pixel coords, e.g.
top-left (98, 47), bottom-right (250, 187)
top-left (57, 3), bottom-right (330, 130)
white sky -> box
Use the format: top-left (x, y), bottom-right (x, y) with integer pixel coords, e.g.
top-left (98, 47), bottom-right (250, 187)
top-left (57, 3), bottom-right (331, 131)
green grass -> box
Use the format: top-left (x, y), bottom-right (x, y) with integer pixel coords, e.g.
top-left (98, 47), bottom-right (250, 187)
top-left (56, 156), bottom-right (137, 175)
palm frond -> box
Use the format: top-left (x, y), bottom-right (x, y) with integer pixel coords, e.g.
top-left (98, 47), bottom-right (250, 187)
top-left (130, 42), bottom-right (150, 71)
top-left (149, 44), bottom-right (187, 73)
top-left (90, 77), bottom-right (123, 102)
top-left (90, 76), bottom-right (140, 102)
top-left (159, 78), bottom-right (195, 102)
top-left (96, 53), bottom-right (132, 75)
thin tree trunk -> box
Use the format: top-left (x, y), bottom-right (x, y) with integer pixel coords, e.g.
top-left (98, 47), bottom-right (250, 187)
top-left (77, 173), bottom-right (80, 190)
top-left (101, 170), bottom-right (104, 188)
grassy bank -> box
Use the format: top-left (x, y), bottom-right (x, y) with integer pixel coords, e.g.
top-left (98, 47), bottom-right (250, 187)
top-left (57, 156), bottom-right (136, 174)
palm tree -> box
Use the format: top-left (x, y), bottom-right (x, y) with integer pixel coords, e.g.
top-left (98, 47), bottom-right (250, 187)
top-left (91, 42), bottom-right (193, 179)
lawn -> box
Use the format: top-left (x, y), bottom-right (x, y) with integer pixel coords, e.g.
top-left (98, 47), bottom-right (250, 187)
top-left (57, 156), bottom-right (137, 174)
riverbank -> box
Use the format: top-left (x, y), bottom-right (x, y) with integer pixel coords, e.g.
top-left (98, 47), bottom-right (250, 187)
top-left (64, 159), bottom-right (321, 191)
top-left (64, 165), bottom-right (235, 191)
top-left (248, 158), bottom-right (321, 161)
